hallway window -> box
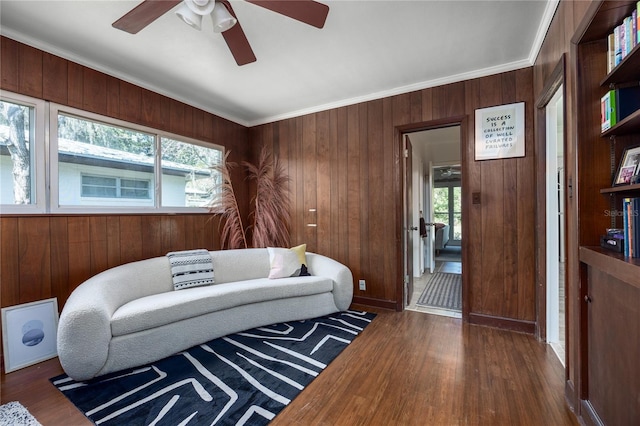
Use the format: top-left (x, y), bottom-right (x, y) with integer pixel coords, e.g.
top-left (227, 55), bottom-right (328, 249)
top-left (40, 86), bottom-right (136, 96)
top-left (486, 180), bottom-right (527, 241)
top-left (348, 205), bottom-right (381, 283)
top-left (433, 185), bottom-right (462, 242)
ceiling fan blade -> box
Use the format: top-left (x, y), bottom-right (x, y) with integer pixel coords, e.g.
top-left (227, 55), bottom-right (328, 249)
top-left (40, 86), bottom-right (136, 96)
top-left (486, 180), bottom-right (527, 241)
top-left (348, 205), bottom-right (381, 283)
top-left (112, 0), bottom-right (181, 34)
top-left (220, 1), bottom-right (257, 66)
top-left (245, 0), bottom-right (329, 28)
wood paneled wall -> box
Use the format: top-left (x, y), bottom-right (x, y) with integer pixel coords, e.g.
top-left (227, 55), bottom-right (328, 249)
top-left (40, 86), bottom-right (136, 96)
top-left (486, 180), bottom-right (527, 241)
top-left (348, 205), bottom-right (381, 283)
top-left (250, 68), bottom-right (537, 328)
top-left (0, 36), bottom-right (250, 370)
top-left (531, 0), bottom-right (592, 415)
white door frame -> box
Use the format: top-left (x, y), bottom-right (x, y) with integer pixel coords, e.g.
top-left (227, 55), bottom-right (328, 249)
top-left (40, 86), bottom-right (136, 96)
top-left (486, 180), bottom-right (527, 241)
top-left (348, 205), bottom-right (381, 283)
top-left (545, 86), bottom-right (564, 350)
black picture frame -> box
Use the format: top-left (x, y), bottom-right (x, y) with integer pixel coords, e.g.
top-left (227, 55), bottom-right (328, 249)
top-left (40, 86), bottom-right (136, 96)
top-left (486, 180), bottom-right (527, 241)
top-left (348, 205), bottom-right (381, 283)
top-left (613, 145), bottom-right (640, 186)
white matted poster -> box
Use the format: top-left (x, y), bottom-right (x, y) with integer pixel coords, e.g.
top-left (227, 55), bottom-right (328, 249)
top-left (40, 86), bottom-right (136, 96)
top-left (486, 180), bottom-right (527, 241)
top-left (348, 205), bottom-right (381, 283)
top-left (2, 298), bottom-right (59, 373)
top-left (475, 102), bottom-right (525, 160)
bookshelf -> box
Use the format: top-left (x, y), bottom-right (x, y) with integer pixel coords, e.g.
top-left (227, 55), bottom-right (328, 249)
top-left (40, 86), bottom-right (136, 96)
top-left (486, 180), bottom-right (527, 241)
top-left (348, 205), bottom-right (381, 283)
top-left (572, 2), bottom-right (640, 425)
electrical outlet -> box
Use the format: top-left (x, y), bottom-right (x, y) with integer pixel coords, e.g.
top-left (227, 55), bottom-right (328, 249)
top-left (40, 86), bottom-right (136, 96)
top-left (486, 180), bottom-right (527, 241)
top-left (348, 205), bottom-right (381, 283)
top-left (359, 279), bottom-right (366, 291)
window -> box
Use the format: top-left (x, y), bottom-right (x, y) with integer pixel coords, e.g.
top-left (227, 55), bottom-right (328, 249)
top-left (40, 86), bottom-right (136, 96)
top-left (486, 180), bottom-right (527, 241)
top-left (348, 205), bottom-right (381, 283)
top-left (0, 94), bottom-right (46, 213)
top-left (0, 91), bottom-right (224, 214)
top-left (161, 137), bottom-right (221, 208)
top-left (50, 104), bottom-right (224, 213)
top-left (433, 185), bottom-right (462, 241)
top-left (81, 175), bottom-right (151, 199)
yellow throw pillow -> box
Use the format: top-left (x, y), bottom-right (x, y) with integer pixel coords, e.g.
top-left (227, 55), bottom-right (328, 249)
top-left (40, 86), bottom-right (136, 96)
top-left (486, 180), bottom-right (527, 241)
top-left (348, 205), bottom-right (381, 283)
top-left (290, 244), bottom-right (307, 265)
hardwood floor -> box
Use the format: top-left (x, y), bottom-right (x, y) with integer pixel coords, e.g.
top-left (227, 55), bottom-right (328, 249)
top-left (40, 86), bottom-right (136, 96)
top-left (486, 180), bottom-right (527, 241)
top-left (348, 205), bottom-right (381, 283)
top-left (1, 308), bottom-right (577, 425)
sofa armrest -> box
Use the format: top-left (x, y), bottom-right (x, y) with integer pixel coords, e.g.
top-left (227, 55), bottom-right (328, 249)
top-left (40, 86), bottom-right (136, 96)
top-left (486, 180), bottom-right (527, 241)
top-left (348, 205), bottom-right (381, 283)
top-left (57, 257), bottom-right (172, 380)
top-left (57, 275), bottom-right (117, 381)
top-left (305, 253), bottom-right (353, 311)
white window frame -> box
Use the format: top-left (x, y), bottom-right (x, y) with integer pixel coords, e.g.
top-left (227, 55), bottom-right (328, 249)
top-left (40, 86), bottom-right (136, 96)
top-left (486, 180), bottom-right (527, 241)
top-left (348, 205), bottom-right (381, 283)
top-left (49, 103), bottom-right (224, 214)
top-left (81, 174), bottom-right (152, 200)
top-left (0, 92), bottom-right (47, 214)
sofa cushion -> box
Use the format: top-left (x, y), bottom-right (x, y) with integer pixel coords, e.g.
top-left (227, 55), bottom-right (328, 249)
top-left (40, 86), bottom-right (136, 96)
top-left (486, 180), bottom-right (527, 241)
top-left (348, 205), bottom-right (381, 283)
top-left (110, 276), bottom-right (333, 337)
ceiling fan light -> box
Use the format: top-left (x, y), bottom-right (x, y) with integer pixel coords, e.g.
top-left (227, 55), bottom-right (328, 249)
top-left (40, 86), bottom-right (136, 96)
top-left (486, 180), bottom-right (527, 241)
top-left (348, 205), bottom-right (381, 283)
top-left (185, 0), bottom-right (216, 15)
top-left (211, 2), bottom-right (237, 33)
top-left (176, 3), bottom-right (203, 30)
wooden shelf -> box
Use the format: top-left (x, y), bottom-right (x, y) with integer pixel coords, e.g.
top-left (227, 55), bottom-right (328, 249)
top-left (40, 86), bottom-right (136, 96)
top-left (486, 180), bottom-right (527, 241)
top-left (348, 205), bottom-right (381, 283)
top-left (600, 183), bottom-right (640, 194)
top-left (600, 43), bottom-right (640, 87)
top-left (580, 246), bottom-right (640, 290)
top-left (601, 108), bottom-right (640, 137)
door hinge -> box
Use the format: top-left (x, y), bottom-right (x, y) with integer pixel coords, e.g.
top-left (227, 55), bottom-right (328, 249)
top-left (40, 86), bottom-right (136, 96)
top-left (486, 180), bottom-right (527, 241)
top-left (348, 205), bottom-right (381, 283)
top-left (404, 149), bottom-right (409, 158)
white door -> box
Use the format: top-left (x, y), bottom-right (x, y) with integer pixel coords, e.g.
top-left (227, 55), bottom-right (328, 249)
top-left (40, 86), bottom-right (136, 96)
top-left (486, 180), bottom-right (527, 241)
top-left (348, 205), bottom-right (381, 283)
top-left (425, 161), bottom-right (436, 273)
top-left (546, 85), bottom-right (565, 365)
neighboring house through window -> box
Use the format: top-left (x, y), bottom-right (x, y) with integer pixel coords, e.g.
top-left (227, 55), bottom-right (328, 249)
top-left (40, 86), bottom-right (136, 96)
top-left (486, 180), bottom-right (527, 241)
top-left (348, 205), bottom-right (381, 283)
top-left (0, 91), bottom-right (224, 214)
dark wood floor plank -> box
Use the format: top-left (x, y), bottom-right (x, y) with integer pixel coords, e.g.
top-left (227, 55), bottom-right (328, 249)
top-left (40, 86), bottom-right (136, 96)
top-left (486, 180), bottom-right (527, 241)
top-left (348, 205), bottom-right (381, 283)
top-left (1, 309), bottom-right (576, 425)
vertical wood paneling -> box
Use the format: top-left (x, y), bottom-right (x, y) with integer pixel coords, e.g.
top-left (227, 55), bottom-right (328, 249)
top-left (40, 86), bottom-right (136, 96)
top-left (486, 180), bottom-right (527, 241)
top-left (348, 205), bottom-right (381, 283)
top-left (89, 216), bottom-right (109, 276)
top-left (43, 53), bottom-right (67, 104)
top-left (316, 110), bottom-right (331, 256)
top-left (465, 78), bottom-right (483, 315)
top-left (382, 97), bottom-right (395, 299)
top-left (358, 102), bottom-right (370, 294)
top-left (142, 216), bottom-right (163, 259)
top-left (367, 99), bottom-right (385, 300)
top-left (18, 218), bottom-right (51, 303)
top-left (67, 217), bottom-right (91, 289)
top-left (106, 76), bottom-right (120, 117)
top-left (336, 107), bottom-right (349, 263)
top-left (347, 104), bottom-right (362, 283)
top-left (17, 43), bottom-right (42, 98)
top-left (119, 81), bottom-right (141, 123)
top-left (516, 68), bottom-right (536, 321)
top-left (49, 217), bottom-right (70, 305)
top-left (1, 37), bottom-right (18, 91)
top-left (1, 218), bottom-right (20, 306)
top-left (106, 216), bottom-right (121, 269)
top-left (303, 114), bottom-right (318, 252)
top-left (67, 62), bottom-right (83, 109)
top-left (83, 68), bottom-right (107, 115)
top-left (501, 71), bottom-right (520, 319)
top-left (120, 216), bottom-right (143, 263)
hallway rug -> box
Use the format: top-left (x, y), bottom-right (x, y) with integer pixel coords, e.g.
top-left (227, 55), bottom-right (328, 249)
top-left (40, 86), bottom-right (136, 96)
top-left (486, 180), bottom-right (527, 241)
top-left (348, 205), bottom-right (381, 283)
top-left (416, 272), bottom-right (461, 311)
top-left (50, 311), bottom-right (375, 426)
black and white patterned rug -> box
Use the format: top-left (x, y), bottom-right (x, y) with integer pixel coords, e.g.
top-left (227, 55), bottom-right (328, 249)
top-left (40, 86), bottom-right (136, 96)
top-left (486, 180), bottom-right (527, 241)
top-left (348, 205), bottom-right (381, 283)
top-left (51, 311), bottom-right (375, 425)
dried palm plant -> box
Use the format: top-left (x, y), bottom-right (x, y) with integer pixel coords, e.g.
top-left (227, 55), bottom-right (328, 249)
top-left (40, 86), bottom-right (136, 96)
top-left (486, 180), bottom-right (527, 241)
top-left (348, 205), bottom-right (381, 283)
top-left (244, 145), bottom-right (291, 248)
top-left (209, 151), bottom-right (247, 249)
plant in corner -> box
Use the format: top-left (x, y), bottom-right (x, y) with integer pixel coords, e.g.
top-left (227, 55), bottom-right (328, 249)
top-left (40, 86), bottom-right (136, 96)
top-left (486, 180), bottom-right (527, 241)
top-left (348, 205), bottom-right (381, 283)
top-left (209, 151), bottom-right (248, 249)
top-left (210, 146), bottom-right (290, 249)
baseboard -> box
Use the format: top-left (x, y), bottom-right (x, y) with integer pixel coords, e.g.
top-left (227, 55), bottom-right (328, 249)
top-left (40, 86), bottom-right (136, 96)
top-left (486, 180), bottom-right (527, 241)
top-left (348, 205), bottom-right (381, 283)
top-left (580, 400), bottom-right (604, 426)
top-left (351, 296), bottom-right (397, 311)
top-left (468, 313), bottom-right (536, 334)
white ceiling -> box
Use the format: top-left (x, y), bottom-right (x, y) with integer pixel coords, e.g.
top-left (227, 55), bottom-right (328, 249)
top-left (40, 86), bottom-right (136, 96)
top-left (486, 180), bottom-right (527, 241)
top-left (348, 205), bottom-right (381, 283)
top-left (0, 1), bottom-right (557, 127)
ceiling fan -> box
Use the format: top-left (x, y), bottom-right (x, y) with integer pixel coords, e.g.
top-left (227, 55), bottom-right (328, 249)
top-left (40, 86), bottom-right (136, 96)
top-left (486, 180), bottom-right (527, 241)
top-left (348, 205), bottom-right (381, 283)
top-left (438, 167), bottom-right (461, 178)
top-left (112, 0), bottom-right (330, 66)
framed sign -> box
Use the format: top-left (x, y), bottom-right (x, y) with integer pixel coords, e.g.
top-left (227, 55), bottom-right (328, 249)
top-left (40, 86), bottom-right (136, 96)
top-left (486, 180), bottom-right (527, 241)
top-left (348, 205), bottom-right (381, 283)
top-left (2, 298), bottom-right (59, 373)
top-left (475, 102), bottom-right (525, 160)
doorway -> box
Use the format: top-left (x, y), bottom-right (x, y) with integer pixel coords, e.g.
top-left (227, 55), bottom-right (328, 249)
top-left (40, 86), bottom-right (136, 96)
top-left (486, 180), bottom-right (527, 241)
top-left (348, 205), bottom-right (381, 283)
top-left (545, 85), bottom-right (566, 365)
top-left (404, 126), bottom-right (463, 318)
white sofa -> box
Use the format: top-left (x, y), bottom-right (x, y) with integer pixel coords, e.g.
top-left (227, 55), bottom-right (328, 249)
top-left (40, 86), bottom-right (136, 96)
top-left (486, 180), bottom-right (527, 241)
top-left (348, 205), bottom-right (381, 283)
top-left (57, 248), bottom-right (353, 381)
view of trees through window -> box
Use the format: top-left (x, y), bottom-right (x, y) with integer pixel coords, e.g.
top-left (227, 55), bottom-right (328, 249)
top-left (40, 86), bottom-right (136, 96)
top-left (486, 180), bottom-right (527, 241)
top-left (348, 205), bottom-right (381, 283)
top-left (0, 97), bottom-right (223, 210)
top-left (433, 186), bottom-right (462, 240)
top-left (0, 100), bottom-right (34, 205)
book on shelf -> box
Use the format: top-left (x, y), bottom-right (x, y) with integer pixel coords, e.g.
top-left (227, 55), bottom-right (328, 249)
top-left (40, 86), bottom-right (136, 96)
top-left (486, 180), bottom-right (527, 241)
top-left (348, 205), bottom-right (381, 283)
top-left (601, 86), bottom-right (640, 132)
top-left (601, 90), bottom-right (617, 132)
top-left (622, 197), bottom-right (640, 258)
top-left (607, 4), bottom-right (639, 69)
